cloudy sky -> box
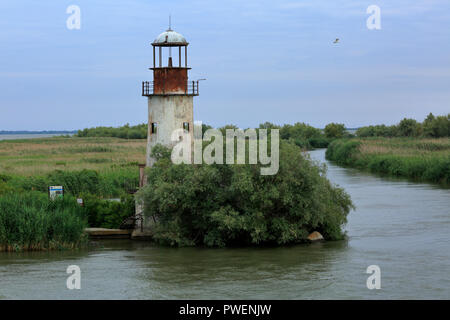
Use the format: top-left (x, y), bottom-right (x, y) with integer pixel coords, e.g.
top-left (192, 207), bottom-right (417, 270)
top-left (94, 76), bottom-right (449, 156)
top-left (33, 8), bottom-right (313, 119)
top-left (0, 0), bottom-right (449, 130)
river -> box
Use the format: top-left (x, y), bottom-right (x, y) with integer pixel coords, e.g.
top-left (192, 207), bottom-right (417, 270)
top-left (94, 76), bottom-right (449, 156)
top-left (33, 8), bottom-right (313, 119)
top-left (0, 149), bottom-right (449, 299)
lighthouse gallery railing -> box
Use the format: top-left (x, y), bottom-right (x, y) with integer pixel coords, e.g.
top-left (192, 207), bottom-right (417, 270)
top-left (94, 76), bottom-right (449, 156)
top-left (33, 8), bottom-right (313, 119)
top-left (142, 80), bottom-right (199, 96)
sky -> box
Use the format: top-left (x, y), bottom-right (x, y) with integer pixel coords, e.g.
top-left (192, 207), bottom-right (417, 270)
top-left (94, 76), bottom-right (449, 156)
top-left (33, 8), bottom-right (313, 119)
top-left (0, 0), bottom-right (449, 131)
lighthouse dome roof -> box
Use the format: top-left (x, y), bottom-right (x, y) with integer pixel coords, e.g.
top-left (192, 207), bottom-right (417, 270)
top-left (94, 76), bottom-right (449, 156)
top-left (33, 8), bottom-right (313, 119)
top-left (153, 29), bottom-right (188, 46)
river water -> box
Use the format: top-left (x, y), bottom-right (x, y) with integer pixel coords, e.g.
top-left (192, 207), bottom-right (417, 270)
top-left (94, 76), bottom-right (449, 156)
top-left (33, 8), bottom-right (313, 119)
top-left (0, 149), bottom-right (449, 299)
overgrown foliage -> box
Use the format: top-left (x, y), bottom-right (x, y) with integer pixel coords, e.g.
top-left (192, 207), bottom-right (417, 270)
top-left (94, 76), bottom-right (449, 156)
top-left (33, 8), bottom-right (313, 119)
top-left (137, 142), bottom-right (353, 247)
top-left (0, 192), bottom-right (88, 251)
top-left (81, 193), bottom-right (135, 229)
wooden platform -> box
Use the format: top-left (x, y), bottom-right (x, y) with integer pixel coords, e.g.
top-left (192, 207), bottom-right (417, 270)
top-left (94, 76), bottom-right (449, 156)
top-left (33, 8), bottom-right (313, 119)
top-left (85, 228), bottom-right (132, 239)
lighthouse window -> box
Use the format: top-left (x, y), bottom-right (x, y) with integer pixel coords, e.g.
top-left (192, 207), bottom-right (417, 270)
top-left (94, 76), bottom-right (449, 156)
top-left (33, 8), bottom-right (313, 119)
top-left (183, 122), bottom-right (190, 132)
top-left (151, 122), bottom-right (157, 134)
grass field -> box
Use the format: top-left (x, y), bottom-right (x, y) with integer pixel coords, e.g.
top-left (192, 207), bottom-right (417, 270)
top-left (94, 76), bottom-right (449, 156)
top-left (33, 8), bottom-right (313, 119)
top-left (326, 137), bottom-right (450, 185)
top-left (0, 137), bottom-right (146, 197)
top-left (0, 136), bottom-right (146, 175)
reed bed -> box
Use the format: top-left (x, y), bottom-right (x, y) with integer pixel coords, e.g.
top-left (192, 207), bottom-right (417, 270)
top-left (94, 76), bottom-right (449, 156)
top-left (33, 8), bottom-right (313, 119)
top-left (0, 137), bottom-right (146, 197)
top-left (0, 137), bottom-right (146, 176)
top-left (326, 138), bottom-right (450, 185)
top-left (0, 192), bottom-right (88, 252)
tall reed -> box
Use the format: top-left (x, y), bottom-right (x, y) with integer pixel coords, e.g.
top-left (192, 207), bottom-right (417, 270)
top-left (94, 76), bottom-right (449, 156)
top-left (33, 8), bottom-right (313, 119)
top-left (0, 192), bottom-right (88, 251)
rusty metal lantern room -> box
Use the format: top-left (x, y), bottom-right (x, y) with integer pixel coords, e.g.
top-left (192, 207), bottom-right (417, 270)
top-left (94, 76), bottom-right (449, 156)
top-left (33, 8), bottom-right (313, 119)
top-left (141, 28), bottom-right (198, 96)
top-left (152, 28), bottom-right (189, 68)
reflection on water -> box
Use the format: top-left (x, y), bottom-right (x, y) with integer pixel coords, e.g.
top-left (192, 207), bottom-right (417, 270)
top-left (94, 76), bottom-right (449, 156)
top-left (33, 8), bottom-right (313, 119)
top-left (1, 149), bottom-right (449, 299)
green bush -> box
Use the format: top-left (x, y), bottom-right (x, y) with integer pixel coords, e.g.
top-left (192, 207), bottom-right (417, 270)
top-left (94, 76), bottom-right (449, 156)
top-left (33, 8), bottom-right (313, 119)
top-left (308, 136), bottom-right (331, 148)
top-left (137, 142), bottom-right (353, 247)
top-left (423, 113), bottom-right (450, 138)
top-left (398, 118), bottom-right (422, 137)
top-left (326, 140), bottom-right (361, 166)
top-left (324, 123), bottom-right (346, 139)
top-left (279, 122), bottom-right (323, 141)
top-left (82, 193), bottom-right (135, 229)
top-left (356, 124), bottom-right (398, 137)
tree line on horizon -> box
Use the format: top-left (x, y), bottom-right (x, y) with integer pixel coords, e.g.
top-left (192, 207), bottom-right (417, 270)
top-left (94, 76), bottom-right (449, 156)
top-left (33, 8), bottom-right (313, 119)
top-left (75, 112), bottom-right (450, 143)
top-left (355, 113), bottom-right (450, 138)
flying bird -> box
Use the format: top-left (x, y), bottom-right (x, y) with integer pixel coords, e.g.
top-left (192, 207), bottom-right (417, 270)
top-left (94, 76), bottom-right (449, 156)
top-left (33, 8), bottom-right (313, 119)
top-left (333, 38), bottom-right (339, 44)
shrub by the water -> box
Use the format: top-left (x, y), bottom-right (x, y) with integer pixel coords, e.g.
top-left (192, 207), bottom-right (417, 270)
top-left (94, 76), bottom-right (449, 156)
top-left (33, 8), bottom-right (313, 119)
top-left (81, 193), bottom-right (135, 229)
top-left (0, 192), bottom-right (88, 251)
top-left (325, 140), bottom-right (361, 166)
top-left (137, 142), bottom-right (353, 247)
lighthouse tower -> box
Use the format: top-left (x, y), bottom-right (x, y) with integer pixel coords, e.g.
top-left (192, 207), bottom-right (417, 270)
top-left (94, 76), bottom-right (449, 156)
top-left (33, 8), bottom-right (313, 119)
top-left (133, 27), bottom-right (200, 238)
top-left (142, 27), bottom-right (199, 167)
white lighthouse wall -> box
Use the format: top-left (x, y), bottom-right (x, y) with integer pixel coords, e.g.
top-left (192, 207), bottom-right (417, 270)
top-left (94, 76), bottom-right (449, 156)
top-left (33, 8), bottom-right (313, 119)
top-left (146, 95), bottom-right (194, 166)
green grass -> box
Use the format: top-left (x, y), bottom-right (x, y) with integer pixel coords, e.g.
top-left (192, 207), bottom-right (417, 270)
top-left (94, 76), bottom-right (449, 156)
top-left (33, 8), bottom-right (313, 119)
top-left (0, 137), bottom-right (146, 197)
top-left (0, 192), bottom-right (88, 251)
top-left (0, 137), bottom-right (142, 239)
top-left (326, 138), bottom-right (450, 185)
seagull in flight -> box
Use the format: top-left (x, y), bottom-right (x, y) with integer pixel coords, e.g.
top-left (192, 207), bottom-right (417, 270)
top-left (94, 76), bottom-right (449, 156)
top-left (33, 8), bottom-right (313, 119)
top-left (333, 38), bottom-right (339, 44)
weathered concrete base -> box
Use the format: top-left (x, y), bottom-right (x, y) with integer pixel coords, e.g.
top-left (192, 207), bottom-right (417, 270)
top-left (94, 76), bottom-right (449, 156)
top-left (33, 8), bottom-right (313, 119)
top-left (146, 95), bottom-right (194, 166)
top-left (85, 228), bottom-right (132, 239)
top-left (131, 229), bottom-right (153, 241)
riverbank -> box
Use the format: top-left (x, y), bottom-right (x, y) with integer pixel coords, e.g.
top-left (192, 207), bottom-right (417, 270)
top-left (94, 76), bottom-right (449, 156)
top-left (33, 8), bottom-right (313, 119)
top-left (325, 137), bottom-right (450, 185)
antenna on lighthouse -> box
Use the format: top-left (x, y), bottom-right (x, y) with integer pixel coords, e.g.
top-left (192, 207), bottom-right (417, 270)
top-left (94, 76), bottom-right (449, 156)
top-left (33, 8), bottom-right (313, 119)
top-left (168, 15), bottom-right (173, 62)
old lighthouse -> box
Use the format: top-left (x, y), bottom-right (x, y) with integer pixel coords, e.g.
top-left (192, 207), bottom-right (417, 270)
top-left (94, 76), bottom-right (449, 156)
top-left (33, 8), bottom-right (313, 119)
top-left (142, 26), bottom-right (200, 167)
top-left (133, 26), bottom-right (201, 237)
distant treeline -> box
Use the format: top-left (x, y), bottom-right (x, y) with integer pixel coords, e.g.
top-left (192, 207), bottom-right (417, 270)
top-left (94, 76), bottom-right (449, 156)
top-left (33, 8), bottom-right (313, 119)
top-left (258, 122), bottom-right (349, 149)
top-left (77, 123), bottom-right (148, 139)
top-left (75, 113), bottom-right (450, 145)
top-left (356, 113), bottom-right (450, 138)
top-left (76, 122), bottom-right (350, 149)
